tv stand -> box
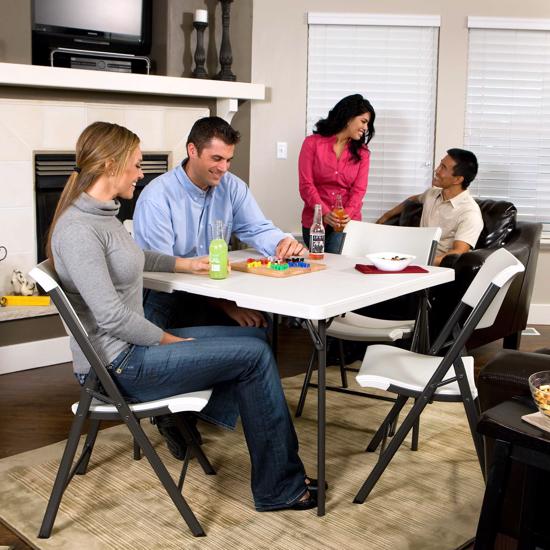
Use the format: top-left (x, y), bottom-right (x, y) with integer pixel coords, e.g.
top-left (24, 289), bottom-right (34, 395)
top-left (50, 48), bottom-right (151, 75)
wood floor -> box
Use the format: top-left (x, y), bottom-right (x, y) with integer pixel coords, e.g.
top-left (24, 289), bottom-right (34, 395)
top-left (2, 324), bottom-right (549, 549)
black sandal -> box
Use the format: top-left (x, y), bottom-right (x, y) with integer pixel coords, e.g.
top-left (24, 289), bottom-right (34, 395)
top-left (305, 476), bottom-right (329, 492)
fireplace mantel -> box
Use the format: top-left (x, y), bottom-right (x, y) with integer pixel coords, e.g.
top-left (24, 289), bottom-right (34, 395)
top-left (0, 62), bottom-right (265, 122)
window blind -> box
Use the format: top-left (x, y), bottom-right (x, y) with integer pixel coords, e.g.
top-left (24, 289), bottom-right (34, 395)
top-left (307, 16), bottom-right (439, 222)
top-left (465, 22), bottom-right (550, 230)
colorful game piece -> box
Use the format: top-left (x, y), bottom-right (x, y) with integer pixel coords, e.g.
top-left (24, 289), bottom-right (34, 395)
top-left (232, 256), bottom-right (326, 277)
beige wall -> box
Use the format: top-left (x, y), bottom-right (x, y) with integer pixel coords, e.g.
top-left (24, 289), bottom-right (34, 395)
top-left (150, 0), bottom-right (252, 179)
top-left (248, 0), bottom-right (550, 317)
top-left (0, 0), bottom-right (31, 63)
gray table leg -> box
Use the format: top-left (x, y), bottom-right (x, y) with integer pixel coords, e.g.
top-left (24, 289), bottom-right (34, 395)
top-left (317, 319), bottom-right (326, 516)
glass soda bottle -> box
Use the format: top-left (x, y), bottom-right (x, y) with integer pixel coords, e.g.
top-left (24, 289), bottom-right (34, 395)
top-left (209, 220), bottom-right (228, 279)
top-left (309, 204), bottom-right (325, 260)
top-left (333, 193), bottom-right (346, 233)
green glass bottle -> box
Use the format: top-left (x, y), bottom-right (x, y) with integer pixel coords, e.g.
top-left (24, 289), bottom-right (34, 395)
top-left (209, 220), bottom-right (228, 280)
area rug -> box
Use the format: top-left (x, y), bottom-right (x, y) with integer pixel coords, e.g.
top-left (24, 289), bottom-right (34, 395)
top-left (0, 370), bottom-right (484, 549)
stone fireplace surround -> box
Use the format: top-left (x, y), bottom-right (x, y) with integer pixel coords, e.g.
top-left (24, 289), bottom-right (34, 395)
top-left (0, 97), bottom-right (209, 297)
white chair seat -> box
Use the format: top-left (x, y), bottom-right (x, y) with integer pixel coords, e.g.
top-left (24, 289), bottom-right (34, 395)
top-left (327, 312), bottom-right (414, 342)
top-left (356, 344), bottom-right (477, 399)
top-left (72, 389), bottom-right (213, 415)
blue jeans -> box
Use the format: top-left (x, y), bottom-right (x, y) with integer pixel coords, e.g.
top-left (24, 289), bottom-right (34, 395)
top-left (143, 289), bottom-right (271, 331)
top-left (109, 325), bottom-right (307, 510)
top-left (143, 289), bottom-right (237, 328)
top-left (302, 226), bottom-right (345, 254)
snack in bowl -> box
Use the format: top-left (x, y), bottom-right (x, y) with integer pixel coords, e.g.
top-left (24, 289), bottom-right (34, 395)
top-left (529, 371), bottom-right (550, 423)
top-left (366, 252), bottom-right (416, 272)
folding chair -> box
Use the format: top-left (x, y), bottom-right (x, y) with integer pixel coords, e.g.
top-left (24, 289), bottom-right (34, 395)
top-left (295, 221), bottom-right (442, 420)
top-left (352, 247), bottom-right (525, 504)
top-left (29, 260), bottom-right (215, 538)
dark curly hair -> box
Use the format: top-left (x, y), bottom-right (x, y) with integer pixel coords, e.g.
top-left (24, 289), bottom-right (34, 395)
top-left (313, 94), bottom-right (376, 162)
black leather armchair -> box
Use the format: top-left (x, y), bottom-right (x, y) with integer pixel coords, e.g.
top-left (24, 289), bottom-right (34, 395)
top-left (386, 198), bottom-right (542, 350)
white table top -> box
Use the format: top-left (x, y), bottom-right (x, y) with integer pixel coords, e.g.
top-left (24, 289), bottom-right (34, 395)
top-left (143, 251), bottom-right (455, 321)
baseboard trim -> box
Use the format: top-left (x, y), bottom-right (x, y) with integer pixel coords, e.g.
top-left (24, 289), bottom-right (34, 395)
top-left (0, 336), bottom-right (71, 375)
top-left (528, 304), bottom-right (550, 325)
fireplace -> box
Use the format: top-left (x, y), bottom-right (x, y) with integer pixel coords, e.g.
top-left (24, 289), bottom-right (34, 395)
top-left (34, 152), bottom-right (169, 262)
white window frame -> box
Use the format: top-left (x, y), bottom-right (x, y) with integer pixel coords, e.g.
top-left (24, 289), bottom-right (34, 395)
top-left (306, 13), bottom-right (440, 222)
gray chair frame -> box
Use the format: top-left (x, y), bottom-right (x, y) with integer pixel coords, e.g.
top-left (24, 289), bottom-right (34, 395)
top-left (354, 248), bottom-right (524, 504)
top-left (295, 226), bottom-right (440, 451)
top-left (31, 260), bottom-right (215, 538)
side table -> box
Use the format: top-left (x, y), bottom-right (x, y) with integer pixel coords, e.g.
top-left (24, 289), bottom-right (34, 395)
top-left (474, 400), bottom-right (550, 550)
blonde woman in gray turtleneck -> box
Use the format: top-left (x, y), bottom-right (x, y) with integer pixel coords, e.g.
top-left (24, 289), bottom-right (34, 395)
top-left (47, 121), bottom-right (318, 512)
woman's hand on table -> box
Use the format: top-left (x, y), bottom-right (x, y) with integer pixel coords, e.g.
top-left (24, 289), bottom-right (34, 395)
top-left (175, 256), bottom-right (211, 275)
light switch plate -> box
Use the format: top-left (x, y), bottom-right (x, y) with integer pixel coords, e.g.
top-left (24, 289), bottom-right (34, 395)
top-left (276, 141), bottom-right (287, 159)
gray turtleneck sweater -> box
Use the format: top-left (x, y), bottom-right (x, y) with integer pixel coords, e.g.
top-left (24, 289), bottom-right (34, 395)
top-left (51, 193), bottom-right (176, 374)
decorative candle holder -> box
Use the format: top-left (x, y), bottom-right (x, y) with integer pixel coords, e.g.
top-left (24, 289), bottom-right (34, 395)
top-left (216, 0), bottom-right (236, 81)
top-left (192, 20), bottom-right (209, 79)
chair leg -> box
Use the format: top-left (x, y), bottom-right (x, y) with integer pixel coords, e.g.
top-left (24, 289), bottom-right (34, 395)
top-left (337, 339), bottom-right (349, 388)
top-left (178, 450), bottom-right (193, 491)
top-left (133, 436), bottom-right (142, 460)
top-left (74, 419), bottom-right (101, 475)
top-left (173, 415), bottom-right (216, 477)
top-left (388, 414), bottom-right (399, 437)
top-left (411, 400), bottom-right (420, 452)
top-left (38, 402), bottom-right (90, 538)
top-left (295, 348), bottom-right (316, 417)
top-left (456, 366), bottom-right (485, 471)
top-left (503, 331), bottom-right (521, 350)
top-left (355, 391), bottom-right (433, 503)
top-left (473, 440), bottom-right (512, 550)
top-left (122, 413), bottom-right (206, 537)
top-left (366, 395), bottom-right (408, 452)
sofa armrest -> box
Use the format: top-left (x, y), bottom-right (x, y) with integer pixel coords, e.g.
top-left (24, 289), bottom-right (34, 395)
top-left (478, 349), bottom-right (550, 413)
top-left (440, 247), bottom-right (494, 273)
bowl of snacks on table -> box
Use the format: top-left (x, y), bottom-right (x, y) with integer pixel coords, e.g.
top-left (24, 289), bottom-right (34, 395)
top-left (366, 252), bottom-right (416, 272)
top-left (529, 371), bottom-right (550, 425)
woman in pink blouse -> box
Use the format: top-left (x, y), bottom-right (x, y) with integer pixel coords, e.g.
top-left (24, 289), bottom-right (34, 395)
top-left (299, 94), bottom-right (376, 253)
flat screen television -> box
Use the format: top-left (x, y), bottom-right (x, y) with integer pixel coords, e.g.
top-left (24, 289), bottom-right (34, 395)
top-left (31, 0), bottom-right (152, 67)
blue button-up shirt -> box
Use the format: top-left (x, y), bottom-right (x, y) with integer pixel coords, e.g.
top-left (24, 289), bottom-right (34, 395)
top-left (134, 163), bottom-right (288, 257)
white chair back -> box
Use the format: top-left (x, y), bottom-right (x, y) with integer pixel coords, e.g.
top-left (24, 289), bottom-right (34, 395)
top-left (342, 221), bottom-right (442, 264)
top-left (123, 219), bottom-right (134, 236)
top-left (461, 247), bottom-right (524, 330)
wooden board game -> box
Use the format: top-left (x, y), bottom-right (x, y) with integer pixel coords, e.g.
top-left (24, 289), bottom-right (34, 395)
top-left (231, 258), bottom-right (327, 278)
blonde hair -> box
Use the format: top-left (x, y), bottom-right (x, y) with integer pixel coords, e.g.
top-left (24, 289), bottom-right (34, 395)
top-left (46, 122), bottom-right (140, 259)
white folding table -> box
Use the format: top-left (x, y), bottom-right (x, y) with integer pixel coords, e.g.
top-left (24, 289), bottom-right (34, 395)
top-left (143, 250), bottom-right (455, 516)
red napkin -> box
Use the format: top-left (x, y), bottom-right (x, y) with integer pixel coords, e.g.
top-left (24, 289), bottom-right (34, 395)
top-left (355, 264), bottom-right (429, 274)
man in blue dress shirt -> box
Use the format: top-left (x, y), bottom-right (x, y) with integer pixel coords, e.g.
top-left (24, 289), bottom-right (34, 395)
top-left (134, 116), bottom-right (307, 328)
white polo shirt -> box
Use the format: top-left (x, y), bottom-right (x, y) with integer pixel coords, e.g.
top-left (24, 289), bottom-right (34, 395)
top-left (418, 187), bottom-right (483, 255)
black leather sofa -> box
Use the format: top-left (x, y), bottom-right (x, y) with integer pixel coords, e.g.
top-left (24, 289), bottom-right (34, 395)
top-left (386, 198), bottom-right (542, 350)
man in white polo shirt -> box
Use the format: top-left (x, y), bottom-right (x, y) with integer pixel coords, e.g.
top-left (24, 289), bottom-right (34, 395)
top-left (377, 148), bottom-right (483, 265)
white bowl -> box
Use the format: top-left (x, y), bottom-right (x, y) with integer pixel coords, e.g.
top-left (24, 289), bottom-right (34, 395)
top-left (366, 252), bottom-right (416, 272)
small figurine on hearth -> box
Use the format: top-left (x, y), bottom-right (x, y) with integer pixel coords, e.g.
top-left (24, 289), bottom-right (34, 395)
top-left (11, 269), bottom-right (38, 296)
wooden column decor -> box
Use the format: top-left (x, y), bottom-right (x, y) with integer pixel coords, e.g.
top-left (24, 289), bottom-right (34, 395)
top-left (216, 0), bottom-right (236, 81)
top-left (192, 9), bottom-right (209, 79)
